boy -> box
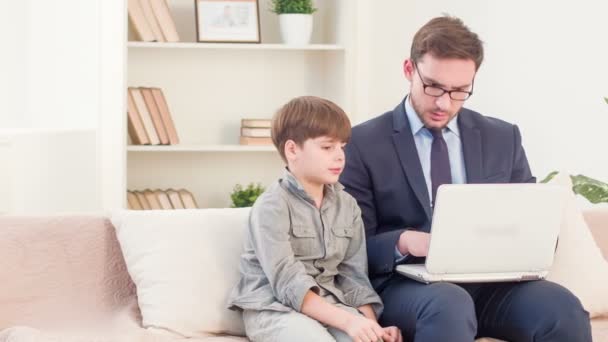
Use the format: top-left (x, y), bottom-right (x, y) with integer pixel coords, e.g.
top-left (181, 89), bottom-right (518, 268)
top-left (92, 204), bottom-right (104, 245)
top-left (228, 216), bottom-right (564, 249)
top-left (228, 96), bottom-right (401, 342)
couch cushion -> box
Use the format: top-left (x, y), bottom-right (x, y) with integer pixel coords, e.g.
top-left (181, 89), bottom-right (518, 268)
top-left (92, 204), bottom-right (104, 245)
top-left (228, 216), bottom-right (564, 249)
top-left (111, 209), bottom-right (250, 338)
top-left (475, 318), bottom-right (608, 342)
top-left (545, 173), bottom-right (608, 317)
top-left (591, 318), bottom-right (608, 342)
top-left (584, 207), bottom-right (608, 260)
top-left (0, 328), bottom-right (253, 342)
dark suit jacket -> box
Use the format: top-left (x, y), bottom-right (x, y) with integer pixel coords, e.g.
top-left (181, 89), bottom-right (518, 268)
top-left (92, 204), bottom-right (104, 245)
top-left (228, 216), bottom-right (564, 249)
top-left (340, 97), bottom-right (536, 290)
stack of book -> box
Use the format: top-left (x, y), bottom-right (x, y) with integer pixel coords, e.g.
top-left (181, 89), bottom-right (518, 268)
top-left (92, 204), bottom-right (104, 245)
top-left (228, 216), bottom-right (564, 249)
top-left (127, 87), bottom-right (180, 145)
top-left (127, 189), bottom-right (198, 210)
top-left (240, 118), bottom-right (272, 145)
top-left (128, 0), bottom-right (180, 42)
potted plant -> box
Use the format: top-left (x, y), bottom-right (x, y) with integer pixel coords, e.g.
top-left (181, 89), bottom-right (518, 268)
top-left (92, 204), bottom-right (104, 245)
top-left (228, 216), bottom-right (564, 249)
top-left (230, 183), bottom-right (265, 208)
top-left (271, 0), bottom-right (316, 45)
top-left (542, 172), bottom-right (608, 204)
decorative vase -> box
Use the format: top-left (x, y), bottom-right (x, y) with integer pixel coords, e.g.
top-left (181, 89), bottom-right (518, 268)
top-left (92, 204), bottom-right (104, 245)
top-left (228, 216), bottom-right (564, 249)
top-left (278, 14), bottom-right (313, 45)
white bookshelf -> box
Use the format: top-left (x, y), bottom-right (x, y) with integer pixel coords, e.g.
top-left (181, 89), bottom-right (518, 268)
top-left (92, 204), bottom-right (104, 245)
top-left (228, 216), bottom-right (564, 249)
top-left (127, 42), bottom-right (345, 51)
top-left (127, 144), bottom-right (276, 152)
top-left (123, 0), bottom-right (357, 208)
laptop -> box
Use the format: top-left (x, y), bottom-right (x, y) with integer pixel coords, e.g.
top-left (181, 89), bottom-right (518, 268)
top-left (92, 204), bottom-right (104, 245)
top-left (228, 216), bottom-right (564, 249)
top-left (396, 184), bottom-right (567, 284)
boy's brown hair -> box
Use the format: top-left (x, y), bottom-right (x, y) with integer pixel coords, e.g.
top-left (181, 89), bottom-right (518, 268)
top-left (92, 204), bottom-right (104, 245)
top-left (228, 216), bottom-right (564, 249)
top-left (271, 96), bottom-right (351, 163)
top-left (411, 15), bottom-right (484, 70)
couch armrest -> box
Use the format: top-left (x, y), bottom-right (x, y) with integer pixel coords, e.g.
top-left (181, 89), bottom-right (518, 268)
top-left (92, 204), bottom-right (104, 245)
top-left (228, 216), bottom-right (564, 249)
top-left (584, 207), bottom-right (608, 261)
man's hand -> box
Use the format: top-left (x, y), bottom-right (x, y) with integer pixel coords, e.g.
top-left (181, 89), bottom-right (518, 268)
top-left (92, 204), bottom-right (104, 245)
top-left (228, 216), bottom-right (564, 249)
top-left (343, 313), bottom-right (385, 342)
top-left (397, 230), bottom-right (430, 257)
top-left (382, 326), bottom-right (403, 342)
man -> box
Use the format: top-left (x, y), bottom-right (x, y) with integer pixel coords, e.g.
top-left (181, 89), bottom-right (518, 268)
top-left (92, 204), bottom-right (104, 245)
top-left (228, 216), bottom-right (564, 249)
top-left (340, 16), bottom-right (591, 342)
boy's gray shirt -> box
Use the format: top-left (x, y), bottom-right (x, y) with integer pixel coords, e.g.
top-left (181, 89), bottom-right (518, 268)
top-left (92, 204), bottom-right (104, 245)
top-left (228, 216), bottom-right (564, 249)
top-left (228, 170), bottom-right (383, 317)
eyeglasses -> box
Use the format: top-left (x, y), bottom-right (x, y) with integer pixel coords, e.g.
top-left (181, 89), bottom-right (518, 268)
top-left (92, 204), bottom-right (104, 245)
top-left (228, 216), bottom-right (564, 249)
top-left (415, 63), bottom-right (474, 101)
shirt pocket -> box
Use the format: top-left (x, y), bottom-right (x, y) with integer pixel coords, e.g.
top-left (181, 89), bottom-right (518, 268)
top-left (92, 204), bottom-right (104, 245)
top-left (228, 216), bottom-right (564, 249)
top-left (330, 226), bottom-right (355, 259)
top-left (290, 225), bottom-right (320, 257)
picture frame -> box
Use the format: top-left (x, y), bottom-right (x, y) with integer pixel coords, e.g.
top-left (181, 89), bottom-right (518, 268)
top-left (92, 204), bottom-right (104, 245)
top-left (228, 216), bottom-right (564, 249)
top-left (195, 0), bottom-right (261, 43)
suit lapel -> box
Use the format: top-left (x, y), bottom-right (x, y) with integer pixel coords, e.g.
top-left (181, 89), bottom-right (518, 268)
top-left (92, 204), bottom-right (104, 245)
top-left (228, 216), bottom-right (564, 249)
top-left (391, 99), bottom-right (432, 220)
top-left (458, 110), bottom-right (483, 183)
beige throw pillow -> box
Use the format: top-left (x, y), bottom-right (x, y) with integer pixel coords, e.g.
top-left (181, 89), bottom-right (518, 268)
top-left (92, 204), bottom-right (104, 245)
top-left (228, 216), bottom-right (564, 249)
top-left (546, 172), bottom-right (608, 317)
top-left (111, 208), bottom-right (250, 337)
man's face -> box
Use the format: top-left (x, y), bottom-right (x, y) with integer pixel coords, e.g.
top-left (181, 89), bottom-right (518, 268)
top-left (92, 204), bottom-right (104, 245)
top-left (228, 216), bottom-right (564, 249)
top-left (404, 54), bottom-right (476, 130)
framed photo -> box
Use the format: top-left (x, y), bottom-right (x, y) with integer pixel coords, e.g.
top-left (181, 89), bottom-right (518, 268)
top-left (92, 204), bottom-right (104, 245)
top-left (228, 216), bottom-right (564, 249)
top-left (195, 0), bottom-right (261, 43)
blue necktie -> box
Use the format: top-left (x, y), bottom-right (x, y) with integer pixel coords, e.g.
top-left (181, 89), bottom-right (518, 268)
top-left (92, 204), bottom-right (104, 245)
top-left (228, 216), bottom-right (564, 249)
top-left (430, 129), bottom-right (452, 206)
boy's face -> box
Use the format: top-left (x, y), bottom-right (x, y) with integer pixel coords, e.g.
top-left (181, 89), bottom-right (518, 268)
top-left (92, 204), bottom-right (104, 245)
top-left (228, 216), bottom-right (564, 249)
top-left (288, 136), bottom-right (346, 186)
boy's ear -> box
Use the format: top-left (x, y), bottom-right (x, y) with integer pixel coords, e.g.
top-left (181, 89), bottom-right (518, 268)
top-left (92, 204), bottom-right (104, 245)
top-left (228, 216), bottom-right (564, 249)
top-left (284, 139), bottom-right (298, 161)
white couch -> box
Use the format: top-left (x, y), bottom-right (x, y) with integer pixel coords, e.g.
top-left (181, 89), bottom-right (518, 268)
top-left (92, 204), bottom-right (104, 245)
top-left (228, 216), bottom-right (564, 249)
top-left (1, 208), bottom-right (607, 341)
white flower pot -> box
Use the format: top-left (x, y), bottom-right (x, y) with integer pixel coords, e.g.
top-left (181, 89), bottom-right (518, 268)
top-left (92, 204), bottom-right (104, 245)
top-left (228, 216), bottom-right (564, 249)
top-left (279, 14), bottom-right (313, 45)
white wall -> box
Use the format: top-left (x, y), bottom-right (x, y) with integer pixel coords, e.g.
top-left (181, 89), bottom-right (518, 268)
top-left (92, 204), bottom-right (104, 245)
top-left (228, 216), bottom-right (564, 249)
top-left (0, 130), bottom-right (99, 214)
top-left (0, 1), bottom-right (28, 128)
top-left (0, 0), bottom-right (104, 214)
top-left (357, 0), bottom-right (608, 181)
top-left (26, 0), bottom-right (100, 129)
top-left (0, 0), bottom-right (100, 130)
top-left (2, 0), bottom-right (607, 213)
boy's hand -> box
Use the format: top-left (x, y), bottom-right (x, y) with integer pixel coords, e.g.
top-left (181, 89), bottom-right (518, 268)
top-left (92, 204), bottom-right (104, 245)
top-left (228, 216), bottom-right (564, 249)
top-left (382, 326), bottom-right (403, 342)
top-left (343, 313), bottom-right (385, 342)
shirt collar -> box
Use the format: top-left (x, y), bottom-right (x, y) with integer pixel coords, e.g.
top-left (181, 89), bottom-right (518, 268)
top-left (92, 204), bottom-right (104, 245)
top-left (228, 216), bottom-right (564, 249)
top-left (404, 95), bottom-right (460, 137)
top-left (281, 168), bottom-right (344, 207)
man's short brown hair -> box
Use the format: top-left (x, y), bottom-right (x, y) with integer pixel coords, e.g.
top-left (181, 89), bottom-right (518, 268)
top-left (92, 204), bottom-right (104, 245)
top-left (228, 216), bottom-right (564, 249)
top-left (271, 96), bottom-right (351, 163)
top-left (411, 16), bottom-right (484, 70)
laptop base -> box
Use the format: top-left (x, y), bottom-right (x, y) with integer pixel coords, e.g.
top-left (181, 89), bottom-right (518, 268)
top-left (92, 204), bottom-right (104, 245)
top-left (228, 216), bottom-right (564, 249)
top-left (396, 264), bottom-right (546, 284)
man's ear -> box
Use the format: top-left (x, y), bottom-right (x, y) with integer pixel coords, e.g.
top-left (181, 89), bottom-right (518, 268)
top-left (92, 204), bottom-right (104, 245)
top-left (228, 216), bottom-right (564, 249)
top-left (403, 58), bottom-right (415, 81)
top-left (284, 139), bottom-right (298, 162)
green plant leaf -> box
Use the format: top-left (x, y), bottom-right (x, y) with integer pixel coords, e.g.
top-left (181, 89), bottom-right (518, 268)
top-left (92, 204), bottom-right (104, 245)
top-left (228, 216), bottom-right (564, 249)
top-left (570, 174), bottom-right (608, 204)
top-left (270, 0), bottom-right (317, 14)
top-left (540, 171), bottom-right (559, 183)
top-left (543, 171), bottom-right (608, 204)
top-left (604, 97), bottom-right (608, 104)
top-left (230, 182), bottom-right (266, 207)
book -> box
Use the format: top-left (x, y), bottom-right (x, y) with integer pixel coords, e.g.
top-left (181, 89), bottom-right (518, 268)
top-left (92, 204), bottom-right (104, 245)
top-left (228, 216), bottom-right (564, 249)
top-left (127, 0), bottom-right (155, 42)
top-left (141, 87), bottom-right (169, 144)
top-left (127, 191), bottom-right (143, 210)
top-left (144, 189), bottom-right (162, 209)
top-left (178, 189), bottom-right (199, 209)
top-left (127, 90), bottom-right (150, 145)
top-left (149, 0), bottom-right (180, 42)
top-left (129, 87), bottom-right (161, 145)
top-left (166, 189), bottom-right (184, 209)
top-left (241, 118), bottom-right (271, 128)
top-left (138, 0), bottom-right (166, 42)
top-left (240, 136), bottom-right (273, 145)
top-left (241, 127), bottom-right (271, 137)
top-left (155, 190), bottom-right (173, 209)
top-left (134, 191), bottom-right (151, 210)
top-left (151, 88), bottom-right (180, 145)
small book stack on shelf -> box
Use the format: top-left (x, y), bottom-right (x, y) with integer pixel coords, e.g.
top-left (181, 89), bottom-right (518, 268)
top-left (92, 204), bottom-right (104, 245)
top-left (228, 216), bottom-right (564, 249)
top-left (240, 118), bottom-right (272, 145)
top-left (128, 0), bottom-right (180, 42)
top-left (127, 189), bottom-right (198, 210)
top-left (127, 87), bottom-right (180, 145)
